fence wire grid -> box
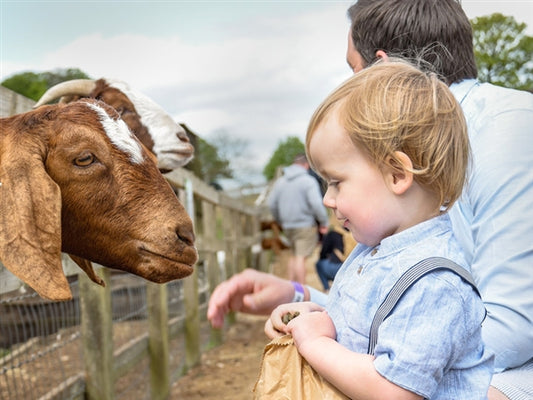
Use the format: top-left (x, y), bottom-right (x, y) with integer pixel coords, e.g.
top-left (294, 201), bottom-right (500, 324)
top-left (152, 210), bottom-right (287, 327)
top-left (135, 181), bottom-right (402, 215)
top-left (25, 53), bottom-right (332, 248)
top-left (0, 268), bottom-right (209, 400)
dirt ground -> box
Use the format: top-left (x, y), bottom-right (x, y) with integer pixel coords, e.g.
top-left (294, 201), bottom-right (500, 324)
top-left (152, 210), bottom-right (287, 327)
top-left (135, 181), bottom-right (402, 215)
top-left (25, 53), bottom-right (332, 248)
top-left (170, 313), bottom-right (268, 399)
top-left (171, 249), bottom-right (323, 400)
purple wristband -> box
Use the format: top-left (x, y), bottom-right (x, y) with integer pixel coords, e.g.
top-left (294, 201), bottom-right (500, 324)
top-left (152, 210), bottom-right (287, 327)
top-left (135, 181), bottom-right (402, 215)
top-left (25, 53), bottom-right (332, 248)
top-left (291, 281), bottom-right (305, 302)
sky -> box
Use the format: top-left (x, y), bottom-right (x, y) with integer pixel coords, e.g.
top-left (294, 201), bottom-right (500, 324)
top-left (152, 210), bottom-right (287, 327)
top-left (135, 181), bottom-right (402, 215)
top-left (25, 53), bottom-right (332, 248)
top-left (2, 0), bottom-right (532, 188)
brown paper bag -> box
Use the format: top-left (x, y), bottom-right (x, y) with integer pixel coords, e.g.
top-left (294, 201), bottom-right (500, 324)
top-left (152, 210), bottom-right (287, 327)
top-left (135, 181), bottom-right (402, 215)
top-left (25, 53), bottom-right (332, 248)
top-left (253, 335), bottom-right (349, 399)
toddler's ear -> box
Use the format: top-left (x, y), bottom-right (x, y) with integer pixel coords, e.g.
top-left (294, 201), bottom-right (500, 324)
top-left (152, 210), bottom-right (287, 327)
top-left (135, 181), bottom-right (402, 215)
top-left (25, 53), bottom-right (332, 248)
top-left (385, 151), bottom-right (413, 195)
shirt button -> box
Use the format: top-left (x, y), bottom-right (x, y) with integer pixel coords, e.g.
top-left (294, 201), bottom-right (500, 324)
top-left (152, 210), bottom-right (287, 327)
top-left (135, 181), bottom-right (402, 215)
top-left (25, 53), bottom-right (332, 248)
top-left (371, 248), bottom-right (378, 256)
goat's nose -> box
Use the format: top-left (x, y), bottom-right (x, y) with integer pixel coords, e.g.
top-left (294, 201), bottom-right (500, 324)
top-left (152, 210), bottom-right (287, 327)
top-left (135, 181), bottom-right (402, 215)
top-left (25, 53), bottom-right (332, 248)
top-left (176, 225), bottom-right (195, 247)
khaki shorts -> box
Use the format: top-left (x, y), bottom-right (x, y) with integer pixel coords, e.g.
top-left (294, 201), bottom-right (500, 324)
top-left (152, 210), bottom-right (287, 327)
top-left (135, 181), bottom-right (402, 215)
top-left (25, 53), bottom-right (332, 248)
top-left (284, 227), bottom-right (318, 257)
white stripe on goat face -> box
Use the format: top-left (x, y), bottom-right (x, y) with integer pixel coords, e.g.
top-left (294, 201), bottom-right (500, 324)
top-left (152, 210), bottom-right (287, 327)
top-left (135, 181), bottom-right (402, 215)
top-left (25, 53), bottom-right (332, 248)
top-left (85, 102), bottom-right (144, 164)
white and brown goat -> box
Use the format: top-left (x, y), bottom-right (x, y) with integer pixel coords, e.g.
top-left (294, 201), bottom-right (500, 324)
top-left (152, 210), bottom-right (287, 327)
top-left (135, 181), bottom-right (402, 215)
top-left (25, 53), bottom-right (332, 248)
top-left (34, 78), bottom-right (194, 172)
top-left (0, 99), bottom-right (198, 301)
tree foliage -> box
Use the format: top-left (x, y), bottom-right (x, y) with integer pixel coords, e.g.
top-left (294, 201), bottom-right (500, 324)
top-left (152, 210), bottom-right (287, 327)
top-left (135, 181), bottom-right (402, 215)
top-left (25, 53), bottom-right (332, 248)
top-left (471, 13), bottom-right (533, 91)
top-left (1, 68), bottom-right (90, 101)
top-left (195, 137), bottom-right (232, 184)
top-left (262, 136), bottom-right (305, 181)
top-left (207, 129), bottom-right (256, 186)
top-left (208, 129), bottom-right (249, 162)
top-left (181, 124), bottom-right (233, 186)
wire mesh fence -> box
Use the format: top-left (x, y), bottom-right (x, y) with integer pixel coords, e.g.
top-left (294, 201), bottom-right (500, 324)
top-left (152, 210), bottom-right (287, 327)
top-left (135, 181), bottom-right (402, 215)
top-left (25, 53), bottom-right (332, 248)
top-left (0, 280), bottom-right (84, 400)
top-left (0, 270), bottom-right (209, 400)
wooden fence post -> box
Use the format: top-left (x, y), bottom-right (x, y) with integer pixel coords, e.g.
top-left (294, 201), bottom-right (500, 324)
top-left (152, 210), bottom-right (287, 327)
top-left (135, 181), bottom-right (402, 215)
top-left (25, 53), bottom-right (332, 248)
top-left (80, 267), bottom-right (115, 400)
top-left (221, 207), bottom-right (236, 279)
top-left (183, 267), bottom-right (200, 370)
top-left (202, 201), bottom-right (223, 347)
top-left (220, 207), bottom-right (237, 324)
top-left (147, 282), bottom-right (170, 400)
top-left (183, 178), bottom-right (200, 370)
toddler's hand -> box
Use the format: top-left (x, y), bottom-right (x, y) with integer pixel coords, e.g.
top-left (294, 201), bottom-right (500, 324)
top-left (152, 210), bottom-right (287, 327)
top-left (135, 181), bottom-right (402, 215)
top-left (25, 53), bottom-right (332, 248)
top-left (287, 310), bottom-right (336, 352)
top-left (264, 301), bottom-right (324, 339)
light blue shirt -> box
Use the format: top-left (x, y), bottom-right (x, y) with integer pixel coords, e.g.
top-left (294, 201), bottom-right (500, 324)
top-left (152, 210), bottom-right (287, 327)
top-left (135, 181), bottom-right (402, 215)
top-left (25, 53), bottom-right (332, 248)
top-left (326, 214), bottom-right (494, 399)
top-left (449, 80), bottom-right (533, 371)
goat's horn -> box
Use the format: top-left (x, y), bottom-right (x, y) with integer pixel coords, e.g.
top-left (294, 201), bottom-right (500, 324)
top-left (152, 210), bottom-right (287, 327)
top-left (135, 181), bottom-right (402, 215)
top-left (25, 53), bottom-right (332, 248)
top-left (34, 79), bottom-right (97, 108)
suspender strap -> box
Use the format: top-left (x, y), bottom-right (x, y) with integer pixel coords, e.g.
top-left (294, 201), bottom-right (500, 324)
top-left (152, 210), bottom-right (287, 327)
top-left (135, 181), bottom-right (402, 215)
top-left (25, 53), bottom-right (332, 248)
top-left (367, 257), bottom-right (481, 355)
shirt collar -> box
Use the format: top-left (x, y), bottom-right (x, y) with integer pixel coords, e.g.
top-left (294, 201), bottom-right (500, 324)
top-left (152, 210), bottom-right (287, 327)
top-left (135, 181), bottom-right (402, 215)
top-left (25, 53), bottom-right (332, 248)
top-left (450, 79), bottom-right (479, 105)
top-left (375, 214), bottom-right (452, 258)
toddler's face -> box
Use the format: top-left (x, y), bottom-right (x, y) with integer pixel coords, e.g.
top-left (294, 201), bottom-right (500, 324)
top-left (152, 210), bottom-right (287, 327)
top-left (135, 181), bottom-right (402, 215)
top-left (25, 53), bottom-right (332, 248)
top-left (308, 111), bottom-right (403, 247)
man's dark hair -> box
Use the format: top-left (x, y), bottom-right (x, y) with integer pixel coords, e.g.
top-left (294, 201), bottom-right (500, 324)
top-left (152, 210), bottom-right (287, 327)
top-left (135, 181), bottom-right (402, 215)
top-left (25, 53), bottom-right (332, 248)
top-left (348, 0), bottom-right (477, 84)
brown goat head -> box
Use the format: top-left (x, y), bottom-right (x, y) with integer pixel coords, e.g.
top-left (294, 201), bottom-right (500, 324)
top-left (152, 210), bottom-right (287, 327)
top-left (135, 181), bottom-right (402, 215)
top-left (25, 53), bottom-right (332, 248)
top-left (0, 99), bottom-right (198, 300)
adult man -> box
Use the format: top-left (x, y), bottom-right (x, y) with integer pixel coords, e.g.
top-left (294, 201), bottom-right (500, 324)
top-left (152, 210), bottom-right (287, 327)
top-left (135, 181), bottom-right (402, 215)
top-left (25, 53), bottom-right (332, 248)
top-left (208, 1), bottom-right (533, 398)
top-left (268, 154), bottom-right (328, 283)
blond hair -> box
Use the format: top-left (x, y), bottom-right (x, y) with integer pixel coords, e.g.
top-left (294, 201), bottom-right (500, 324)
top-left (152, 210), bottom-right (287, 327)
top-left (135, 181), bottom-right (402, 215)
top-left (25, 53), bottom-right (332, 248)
top-left (306, 60), bottom-right (469, 211)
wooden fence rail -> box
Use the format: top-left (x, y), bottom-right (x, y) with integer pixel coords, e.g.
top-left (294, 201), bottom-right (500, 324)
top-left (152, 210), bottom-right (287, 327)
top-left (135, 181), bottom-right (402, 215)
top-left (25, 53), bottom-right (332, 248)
top-left (0, 88), bottom-right (271, 399)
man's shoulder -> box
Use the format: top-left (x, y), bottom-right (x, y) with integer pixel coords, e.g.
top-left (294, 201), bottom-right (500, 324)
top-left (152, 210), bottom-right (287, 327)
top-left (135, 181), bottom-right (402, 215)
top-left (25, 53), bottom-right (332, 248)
top-left (478, 82), bottom-right (532, 104)
top-left (458, 80), bottom-right (533, 113)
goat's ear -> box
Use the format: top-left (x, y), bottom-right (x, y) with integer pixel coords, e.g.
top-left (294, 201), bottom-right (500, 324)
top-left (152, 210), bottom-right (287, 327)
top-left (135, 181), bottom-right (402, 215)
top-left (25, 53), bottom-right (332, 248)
top-left (0, 143), bottom-right (72, 301)
top-left (68, 255), bottom-right (105, 287)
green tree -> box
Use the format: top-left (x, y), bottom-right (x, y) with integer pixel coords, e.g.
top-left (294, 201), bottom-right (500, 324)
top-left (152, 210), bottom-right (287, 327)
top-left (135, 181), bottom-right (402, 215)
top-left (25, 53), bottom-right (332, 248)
top-left (195, 137), bottom-right (233, 185)
top-left (181, 124), bottom-right (233, 186)
top-left (207, 129), bottom-right (256, 186)
top-left (263, 136), bottom-right (305, 181)
top-left (1, 72), bottom-right (47, 101)
top-left (471, 13), bottom-right (533, 91)
top-left (1, 68), bottom-right (90, 101)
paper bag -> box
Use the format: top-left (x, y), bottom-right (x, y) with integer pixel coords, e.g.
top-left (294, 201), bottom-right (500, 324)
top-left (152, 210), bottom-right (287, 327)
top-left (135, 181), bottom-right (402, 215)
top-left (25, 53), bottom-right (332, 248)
top-left (253, 335), bottom-right (349, 399)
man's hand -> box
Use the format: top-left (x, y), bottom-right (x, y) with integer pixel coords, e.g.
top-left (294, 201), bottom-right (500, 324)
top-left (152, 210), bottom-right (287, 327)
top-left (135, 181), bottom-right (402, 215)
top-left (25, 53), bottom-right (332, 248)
top-left (207, 269), bottom-right (295, 328)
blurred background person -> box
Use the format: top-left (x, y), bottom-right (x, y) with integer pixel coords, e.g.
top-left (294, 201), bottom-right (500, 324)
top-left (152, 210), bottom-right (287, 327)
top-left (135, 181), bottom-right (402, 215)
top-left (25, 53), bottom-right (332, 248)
top-left (315, 213), bottom-right (356, 291)
top-left (268, 154), bottom-right (328, 284)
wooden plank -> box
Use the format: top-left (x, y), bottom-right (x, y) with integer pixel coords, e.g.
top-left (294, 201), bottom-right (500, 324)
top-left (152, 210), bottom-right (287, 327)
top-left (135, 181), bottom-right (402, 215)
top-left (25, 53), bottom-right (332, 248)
top-left (202, 201), bottom-right (223, 347)
top-left (37, 372), bottom-right (85, 400)
top-left (182, 177), bottom-right (201, 371)
top-left (183, 267), bottom-right (200, 370)
top-left (113, 333), bottom-right (149, 379)
top-left (147, 282), bottom-right (170, 400)
top-left (80, 268), bottom-right (115, 400)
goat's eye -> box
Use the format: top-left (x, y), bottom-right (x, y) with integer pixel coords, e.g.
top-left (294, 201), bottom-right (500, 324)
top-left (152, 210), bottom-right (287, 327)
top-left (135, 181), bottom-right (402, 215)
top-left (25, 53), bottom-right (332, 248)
top-left (74, 153), bottom-right (95, 167)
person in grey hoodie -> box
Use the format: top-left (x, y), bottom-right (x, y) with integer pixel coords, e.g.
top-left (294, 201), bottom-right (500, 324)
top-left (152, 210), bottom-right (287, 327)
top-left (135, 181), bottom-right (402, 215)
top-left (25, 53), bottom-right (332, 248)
top-left (268, 154), bottom-right (328, 284)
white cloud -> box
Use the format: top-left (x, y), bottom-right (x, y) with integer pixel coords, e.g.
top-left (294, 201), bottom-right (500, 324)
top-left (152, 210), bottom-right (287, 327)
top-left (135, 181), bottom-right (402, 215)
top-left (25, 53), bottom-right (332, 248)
top-left (174, 108), bottom-right (233, 133)
top-left (462, 0), bottom-right (533, 34)
top-left (34, 2), bottom-right (350, 90)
